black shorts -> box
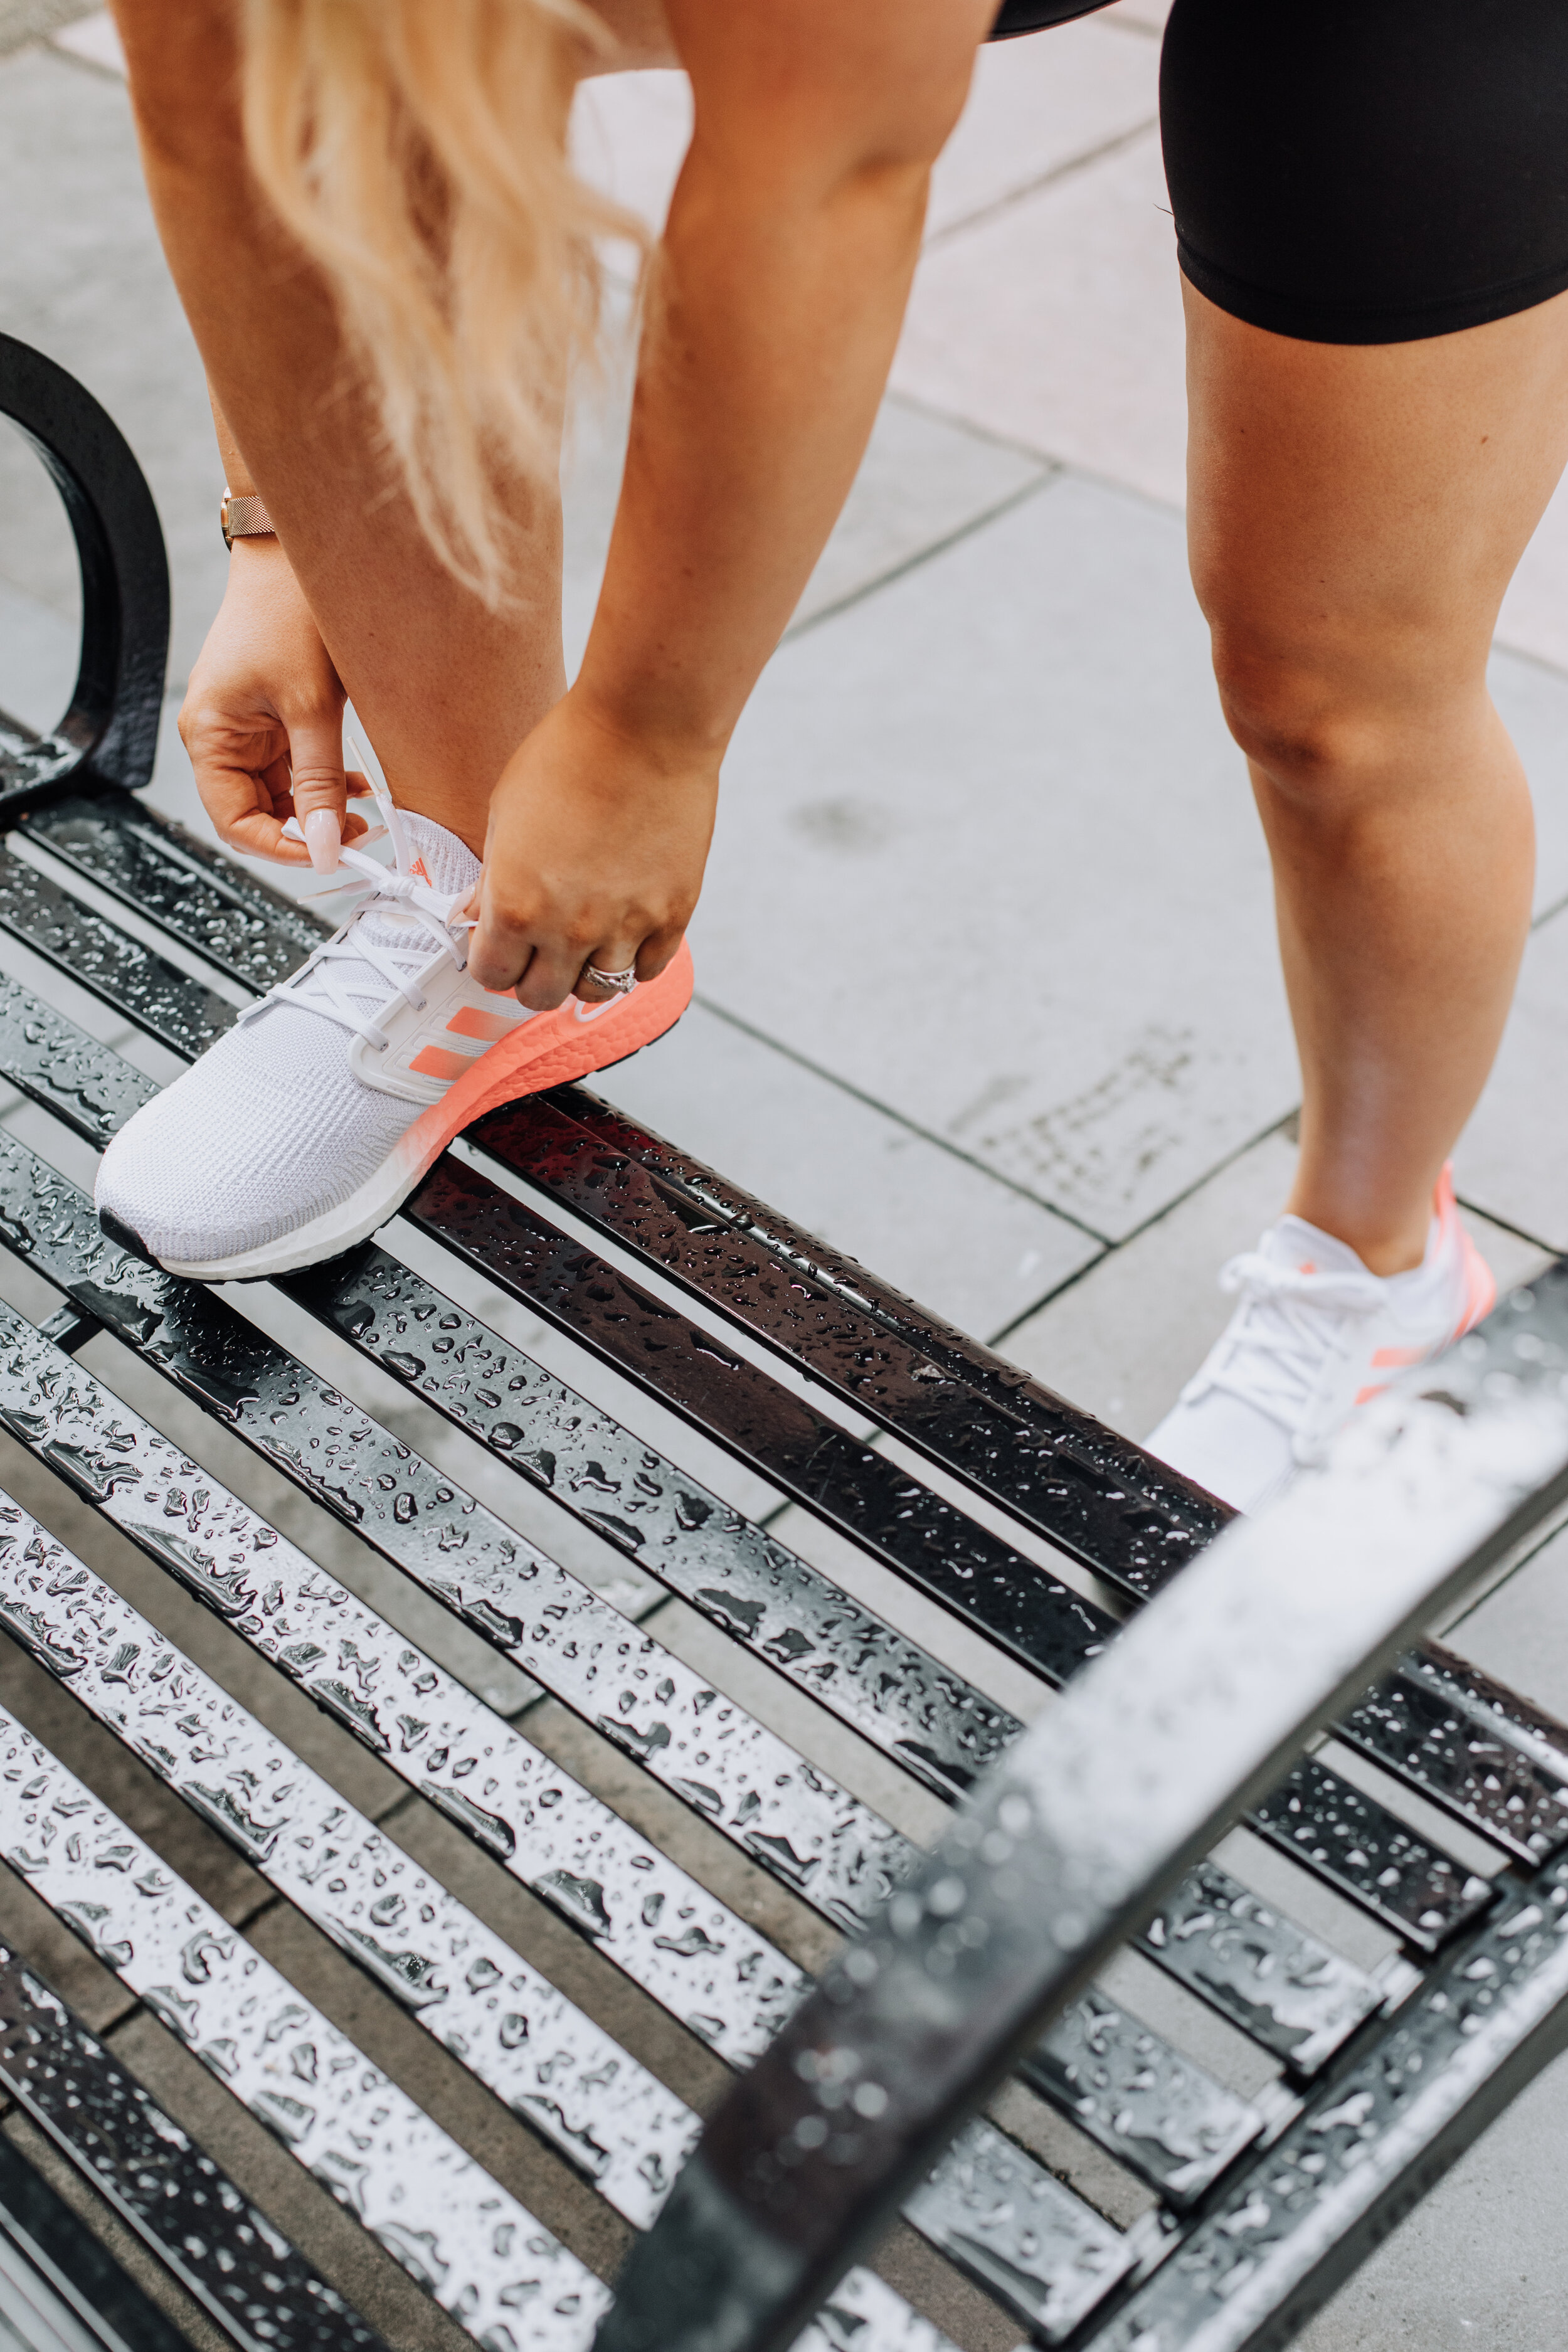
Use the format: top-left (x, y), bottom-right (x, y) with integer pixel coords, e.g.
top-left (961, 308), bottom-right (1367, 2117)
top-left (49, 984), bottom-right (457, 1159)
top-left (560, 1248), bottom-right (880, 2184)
top-left (991, 0), bottom-right (1568, 346)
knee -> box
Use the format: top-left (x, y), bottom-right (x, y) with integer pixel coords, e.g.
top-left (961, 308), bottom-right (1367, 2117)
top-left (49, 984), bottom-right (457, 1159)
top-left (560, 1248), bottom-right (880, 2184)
top-left (1209, 634), bottom-right (1379, 807)
top-left (1205, 615), bottom-right (1488, 820)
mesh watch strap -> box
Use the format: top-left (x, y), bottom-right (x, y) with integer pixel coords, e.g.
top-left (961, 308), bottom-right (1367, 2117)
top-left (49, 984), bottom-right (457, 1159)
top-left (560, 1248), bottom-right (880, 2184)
top-left (221, 490), bottom-right (275, 548)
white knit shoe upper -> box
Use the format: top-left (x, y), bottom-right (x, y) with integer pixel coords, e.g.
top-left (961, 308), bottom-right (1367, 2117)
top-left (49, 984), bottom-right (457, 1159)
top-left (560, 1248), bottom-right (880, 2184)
top-left (95, 806), bottom-right (494, 1269)
top-left (1144, 1180), bottom-right (1491, 1515)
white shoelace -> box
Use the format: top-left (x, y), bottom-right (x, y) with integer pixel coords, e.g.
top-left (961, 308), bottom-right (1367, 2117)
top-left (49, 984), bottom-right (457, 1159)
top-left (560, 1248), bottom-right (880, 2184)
top-left (1189, 1251), bottom-right (1390, 1434)
top-left (238, 776), bottom-right (477, 1055)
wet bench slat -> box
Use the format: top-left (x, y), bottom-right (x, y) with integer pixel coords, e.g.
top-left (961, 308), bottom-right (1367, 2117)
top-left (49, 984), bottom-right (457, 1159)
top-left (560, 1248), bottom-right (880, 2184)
top-left (0, 1717), bottom-right (1070, 2352)
top-left (0, 1717), bottom-right (615, 2352)
top-left (0, 1500), bottom-right (1133, 2338)
top-left (0, 1267), bottom-right (1283, 2197)
top-left (0, 1951), bottom-right (389, 2352)
top-left (0, 1144), bottom-right (1391, 2081)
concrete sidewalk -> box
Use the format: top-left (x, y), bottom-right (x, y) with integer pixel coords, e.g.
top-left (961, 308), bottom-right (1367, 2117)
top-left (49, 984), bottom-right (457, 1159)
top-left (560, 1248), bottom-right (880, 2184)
top-left (3, 11), bottom-right (1568, 2348)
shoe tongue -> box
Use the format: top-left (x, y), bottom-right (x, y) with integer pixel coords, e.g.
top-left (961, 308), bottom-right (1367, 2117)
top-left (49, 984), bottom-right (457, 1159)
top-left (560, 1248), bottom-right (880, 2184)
top-left (299, 812), bottom-right (480, 1030)
top-left (396, 812), bottom-right (480, 899)
top-left (1261, 1214), bottom-right (1370, 1279)
top-left (356, 812), bottom-right (479, 958)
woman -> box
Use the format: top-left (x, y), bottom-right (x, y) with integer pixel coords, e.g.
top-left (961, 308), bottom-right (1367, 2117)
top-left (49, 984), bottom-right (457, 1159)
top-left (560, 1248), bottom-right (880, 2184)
top-left (97, 0), bottom-right (1559, 1522)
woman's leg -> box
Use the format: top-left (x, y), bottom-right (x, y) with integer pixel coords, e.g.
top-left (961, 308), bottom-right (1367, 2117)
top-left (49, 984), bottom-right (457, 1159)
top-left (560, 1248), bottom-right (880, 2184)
top-left (1185, 278), bottom-right (1568, 1274)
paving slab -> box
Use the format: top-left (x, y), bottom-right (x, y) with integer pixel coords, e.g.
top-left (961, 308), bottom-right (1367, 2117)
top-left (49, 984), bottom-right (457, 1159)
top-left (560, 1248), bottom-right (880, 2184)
top-left (1293, 2049), bottom-right (1568, 2352)
top-left (1497, 465), bottom-right (1568, 678)
top-left (1454, 903), bottom-right (1568, 1251)
top-left (563, 379), bottom-right (1052, 672)
top-left (697, 468), bottom-right (1294, 1239)
top-left (0, 46), bottom-right (226, 692)
top-left (591, 997), bottom-right (1099, 1338)
top-left (1448, 1520), bottom-right (1568, 1732)
top-left (893, 124), bottom-right (1187, 506)
top-left (924, 15), bottom-right (1157, 240)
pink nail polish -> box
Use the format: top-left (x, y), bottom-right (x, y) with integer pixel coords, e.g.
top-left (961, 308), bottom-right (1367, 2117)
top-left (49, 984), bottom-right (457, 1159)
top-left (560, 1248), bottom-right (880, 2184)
top-left (302, 809), bottom-right (341, 873)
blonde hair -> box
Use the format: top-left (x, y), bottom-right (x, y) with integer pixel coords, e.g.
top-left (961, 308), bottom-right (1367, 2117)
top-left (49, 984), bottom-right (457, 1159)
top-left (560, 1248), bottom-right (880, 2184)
top-left (241, 0), bottom-right (645, 602)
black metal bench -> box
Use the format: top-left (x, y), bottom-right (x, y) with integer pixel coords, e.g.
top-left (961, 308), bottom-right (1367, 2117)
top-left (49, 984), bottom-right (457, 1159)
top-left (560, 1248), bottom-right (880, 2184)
top-left (3, 329), bottom-right (1568, 2352)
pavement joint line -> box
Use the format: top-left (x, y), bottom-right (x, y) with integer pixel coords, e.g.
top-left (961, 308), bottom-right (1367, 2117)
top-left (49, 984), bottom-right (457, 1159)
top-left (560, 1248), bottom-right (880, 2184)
top-left (982, 1104), bottom-right (1306, 1354)
top-left (687, 987), bottom-right (1115, 1248)
top-left (1451, 1190), bottom-right (1560, 1264)
top-left (781, 464), bottom-right (1062, 645)
top-left (922, 112), bottom-right (1160, 252)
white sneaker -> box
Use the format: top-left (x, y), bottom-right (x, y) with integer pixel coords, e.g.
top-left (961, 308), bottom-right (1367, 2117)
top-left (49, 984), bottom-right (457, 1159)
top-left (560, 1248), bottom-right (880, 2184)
top-left (95, 795), bottom-right (691, 1281)
top-left (1144, 1166), bottom-right (1495, 1513)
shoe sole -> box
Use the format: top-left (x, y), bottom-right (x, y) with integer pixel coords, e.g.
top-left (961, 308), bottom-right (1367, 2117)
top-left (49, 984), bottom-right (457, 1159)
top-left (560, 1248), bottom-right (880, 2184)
top-left (105, 943), bottom-right (694, 1284)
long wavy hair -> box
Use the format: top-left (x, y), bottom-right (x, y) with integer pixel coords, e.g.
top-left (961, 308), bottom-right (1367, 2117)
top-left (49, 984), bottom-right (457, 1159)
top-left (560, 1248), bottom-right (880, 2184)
top-left (241, 0), bottom-right (645, 602)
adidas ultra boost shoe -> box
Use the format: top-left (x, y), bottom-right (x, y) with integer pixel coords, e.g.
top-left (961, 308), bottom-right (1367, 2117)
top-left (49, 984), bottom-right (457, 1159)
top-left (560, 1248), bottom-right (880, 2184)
top-left (1144, 1164), bottom-right (1495, 1514)
top-left (95, 797), bottom-right (692, 1281)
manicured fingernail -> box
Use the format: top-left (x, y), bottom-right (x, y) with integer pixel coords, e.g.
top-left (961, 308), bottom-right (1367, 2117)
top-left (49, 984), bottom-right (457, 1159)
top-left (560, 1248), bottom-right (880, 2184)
top-left (303, 809), bottom-right (341, 873)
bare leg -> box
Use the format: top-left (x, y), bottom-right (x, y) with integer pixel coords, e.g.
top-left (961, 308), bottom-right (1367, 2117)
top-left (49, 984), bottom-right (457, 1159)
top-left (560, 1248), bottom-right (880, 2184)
top-left (1185, 279), bottom-right (1568, 1273)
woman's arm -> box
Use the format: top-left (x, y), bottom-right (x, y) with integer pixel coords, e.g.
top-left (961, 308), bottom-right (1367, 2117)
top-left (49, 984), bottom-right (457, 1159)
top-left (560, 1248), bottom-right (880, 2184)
top-left (469, 0), bottom-right (997, 1000)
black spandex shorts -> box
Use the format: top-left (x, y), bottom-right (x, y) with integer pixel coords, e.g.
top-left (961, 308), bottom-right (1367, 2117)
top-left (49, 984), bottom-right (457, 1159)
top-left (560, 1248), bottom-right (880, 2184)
top-left (991, 0), bottom-right (1568, 346)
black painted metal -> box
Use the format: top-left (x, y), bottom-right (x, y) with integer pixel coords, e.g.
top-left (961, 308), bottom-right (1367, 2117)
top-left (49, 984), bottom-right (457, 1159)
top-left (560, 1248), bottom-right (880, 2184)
top-left (20, 796), bottom-right (322, 995)
top-left (0, 1952), bottom-right (387, 2352)
top-left (0, 845), bottom-right (231, 1058)
top-left (287, 1240), bottom-right (1031, 1799)
top-left (1088, 1857), bottom-right (1568, 2352)
top-left (471, 1092), bottom-right (1217, 1599)
top-left (1249, 1757), bottom-right (1494, 1952)
top-left (1337, 1660), bottom-right (1568, 1866)
top-left (408, 1151), bottom-right (1153, 1679)
top-left (0, 814), bottom-right (1550, 1900)
top-left (0, 2131), bottom-right (197, 2352)
top-left (0, 1140), bottom-right (1384, 2089)
top-left (0, 337), bottom-right (168, 807)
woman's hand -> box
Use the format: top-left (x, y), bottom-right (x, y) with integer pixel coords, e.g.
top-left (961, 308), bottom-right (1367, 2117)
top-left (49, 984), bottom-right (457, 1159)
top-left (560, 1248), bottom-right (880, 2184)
top-left (467, 687), bottom-right (719, 1008)
top-left (178, 537), bottom-right (373, 869)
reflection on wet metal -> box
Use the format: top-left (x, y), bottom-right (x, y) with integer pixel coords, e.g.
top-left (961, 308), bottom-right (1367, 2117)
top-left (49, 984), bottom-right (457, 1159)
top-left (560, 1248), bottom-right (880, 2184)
top-left (0, 919), bottom-right (1542, 1922)
top-left (0, 1952), bottom-right (391, 2352)
top-left (0, 1306), bottom-right (803, 2062)
top-left (1022, 1989), bottom-right (1261, 2205)
top-left (0, 844), bottom-right (232, 1058)
top-left (21, 795), bottom-right (321, 994)
top-left (477, 1090), bottom-right (1217, 1587)
top-left (0, 975), bottom-right (155, 1145)
top-left (1251, 1756), bottom-right (1495, 1950)
top-left (0, 1154), bottom-right (908, 1941)
top-left (410, 1152), bottom-right (1139, 1680)
top-left (0, 1732), bottom-right (984, 2352)
top-left (0, 1502), bottom-right (701, 2222)
top-left (0, 1720), bottom-right (610, 2351)
top-left (1140, 1863), bottom-right (1380, 2076)
top-left (1094, 1859), bottom-right (1568, 2351)
top-left (1339, 1653), bottom-right (1568, 1865)
top-left (901, 2119), bottom-right (1131, 2342)
top-left (0, 1341), bottom-right (1136, 2330)
top-left (0, 1162), bottom-right (1394, 2090)
top-left (292, 1242), bottom-right (1037, 1798)
top-left (600, 1288), bottom-right (1568, 2352)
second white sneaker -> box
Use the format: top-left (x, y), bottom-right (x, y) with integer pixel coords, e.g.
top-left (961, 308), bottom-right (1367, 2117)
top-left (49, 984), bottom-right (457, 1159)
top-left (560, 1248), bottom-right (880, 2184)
top-left (1145, 1165), bottom-right (1495, 1513)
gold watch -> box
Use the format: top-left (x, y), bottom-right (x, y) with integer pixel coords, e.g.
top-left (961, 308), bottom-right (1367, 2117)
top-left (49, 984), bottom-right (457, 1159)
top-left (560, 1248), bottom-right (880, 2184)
top-left (220, 489), bottom-right (276, 550)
